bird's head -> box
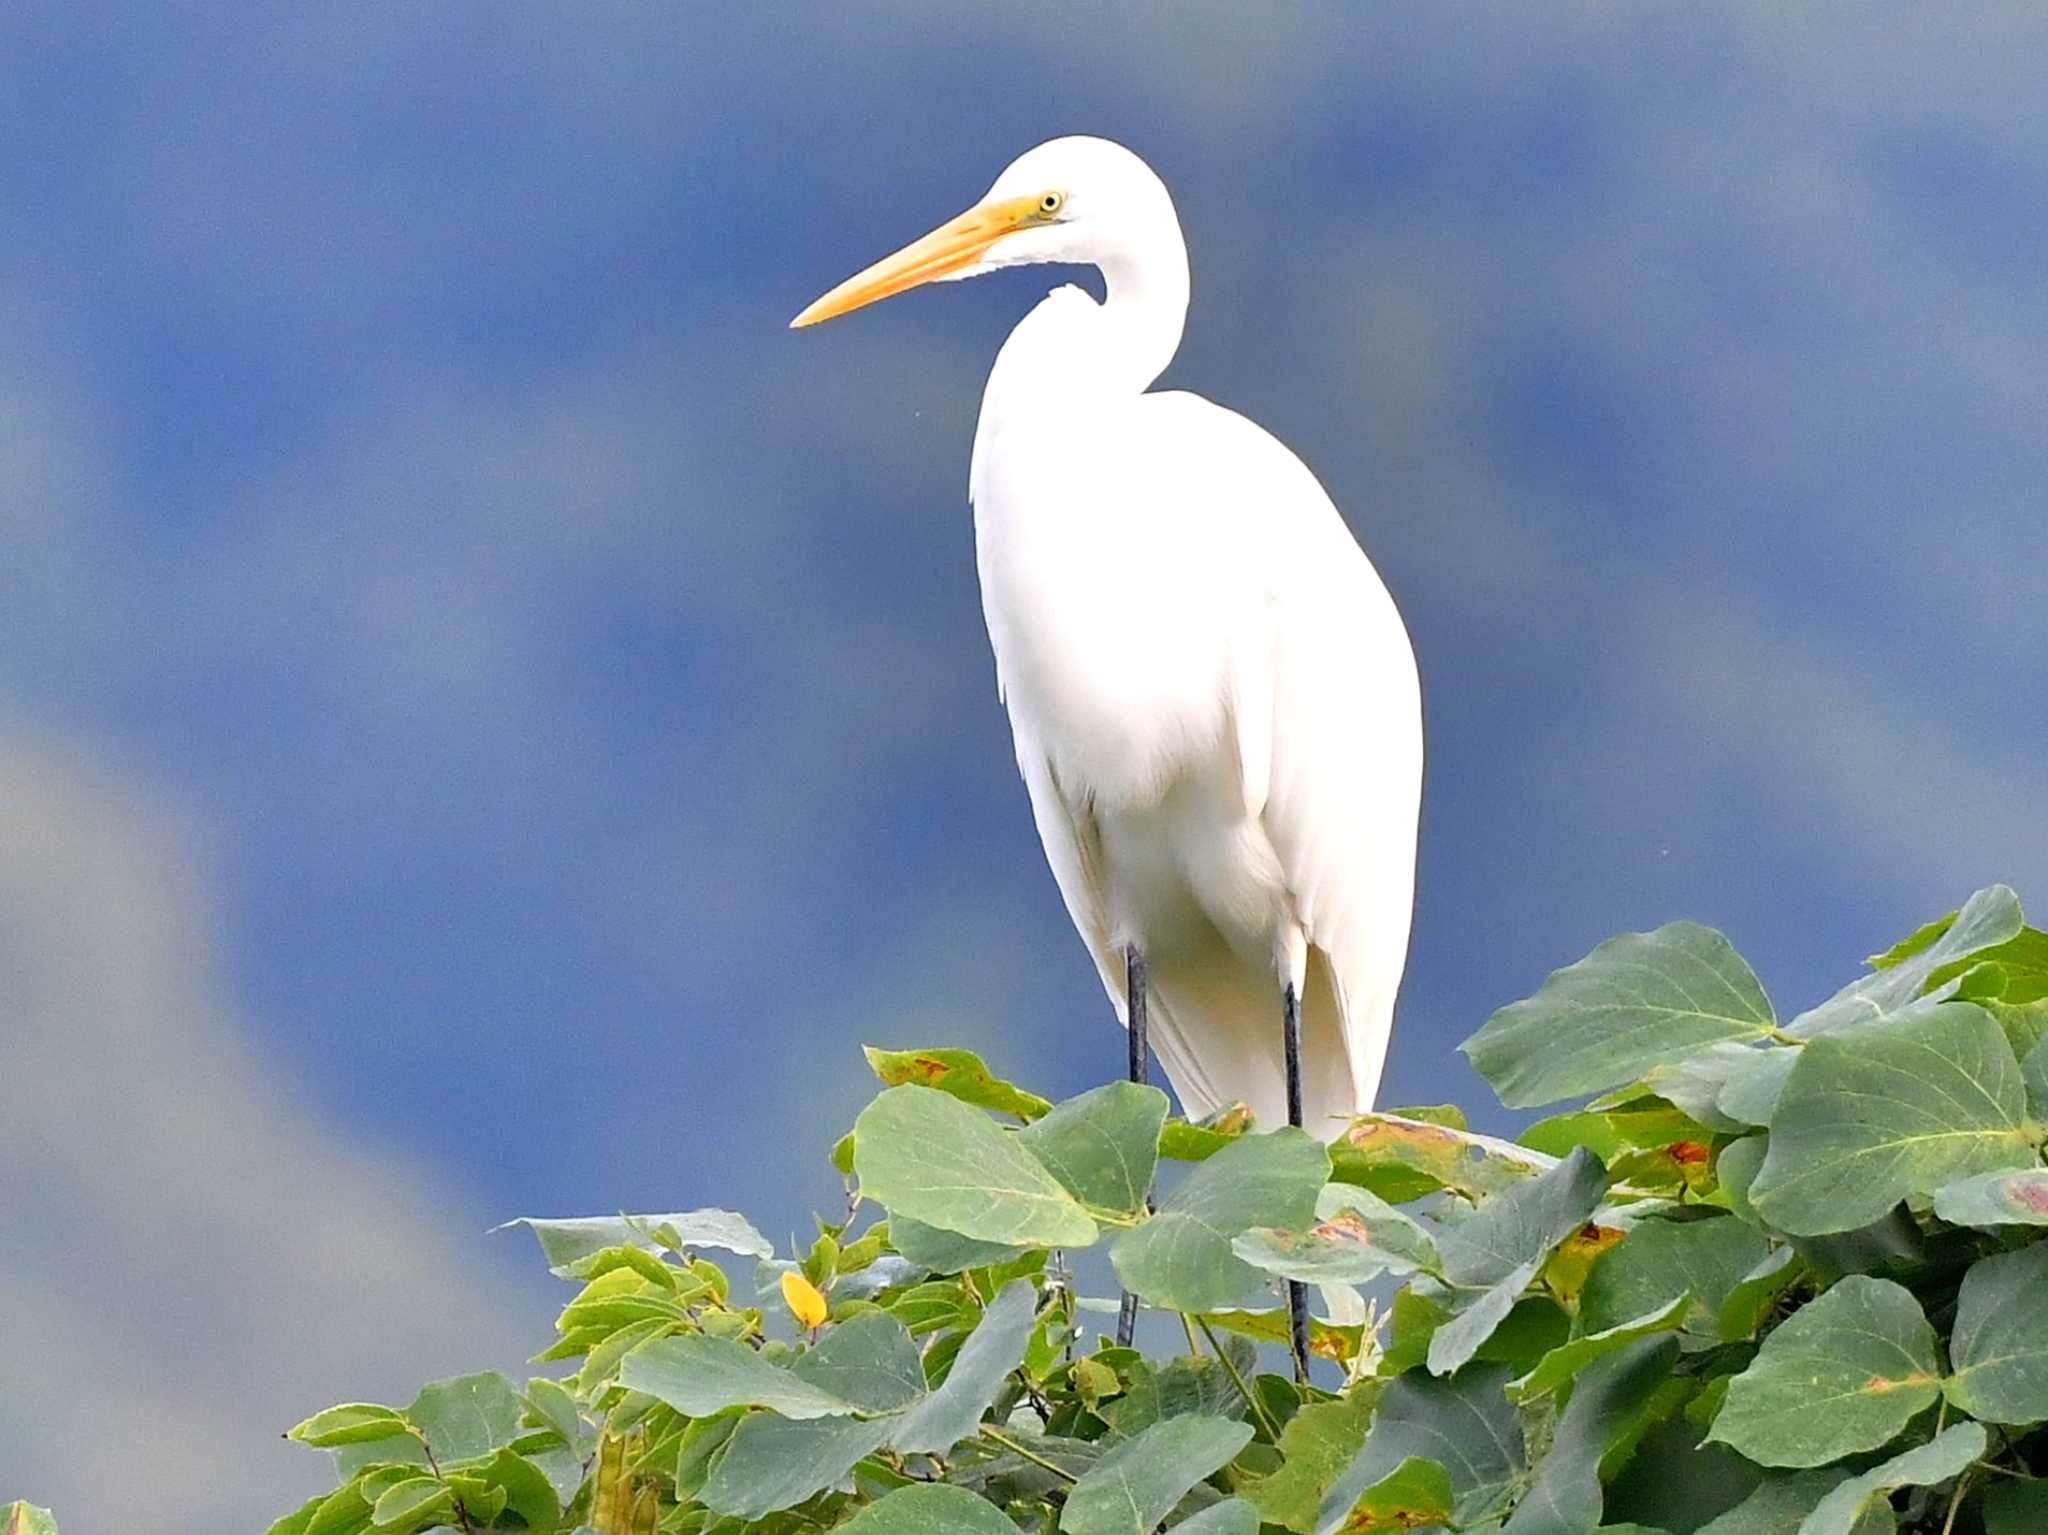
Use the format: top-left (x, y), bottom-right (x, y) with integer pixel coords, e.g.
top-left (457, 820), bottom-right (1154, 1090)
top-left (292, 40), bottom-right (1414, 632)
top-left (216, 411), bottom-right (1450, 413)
top-left (790, 136), bottom-right (1179, 329)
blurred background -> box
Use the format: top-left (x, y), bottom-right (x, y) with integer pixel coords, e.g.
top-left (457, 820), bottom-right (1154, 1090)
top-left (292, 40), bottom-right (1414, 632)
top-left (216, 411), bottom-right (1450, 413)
top-left (3, 6), bottom-right (2044, 1527)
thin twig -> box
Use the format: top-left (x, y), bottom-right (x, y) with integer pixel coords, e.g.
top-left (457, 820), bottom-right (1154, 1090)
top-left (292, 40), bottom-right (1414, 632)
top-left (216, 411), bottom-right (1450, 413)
top-left (1179, 1312), bottom-right (1203, 1357)
top-left (978, 1425), bottom-right (1078, 1485)
top-left (1015, 1369), bottom-right (1053, 1425)
top-left (1196, 1318), bottom-right (1281, 1443)
top-left (1940, 1468), bottom-right (1974, 1535)
top-left (418, 1438), bottom-right (477, 1535)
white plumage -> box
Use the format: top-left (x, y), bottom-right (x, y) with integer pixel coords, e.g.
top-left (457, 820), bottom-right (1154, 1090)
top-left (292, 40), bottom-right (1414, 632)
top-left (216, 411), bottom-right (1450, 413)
top-left (795, 136), bottom-right (1422, 1137)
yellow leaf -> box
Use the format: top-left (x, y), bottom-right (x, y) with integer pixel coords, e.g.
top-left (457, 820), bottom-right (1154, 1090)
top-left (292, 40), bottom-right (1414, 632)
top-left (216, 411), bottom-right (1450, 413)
top-left (782, 1269), bottom-right (829, 1330)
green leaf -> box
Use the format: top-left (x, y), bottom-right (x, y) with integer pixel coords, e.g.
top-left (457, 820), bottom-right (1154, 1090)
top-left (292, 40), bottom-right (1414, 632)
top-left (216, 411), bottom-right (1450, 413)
top-left (1329, 1457), bottom-right (1455, 1535)
top-left (1519, 1102), bottom-right (1717, 1160)
top-left (1112, 1129), bottom-right (1329, 1313)
top-left (1060, 1415), bottom-right (1253, 1535)
top-left (1330, 1113), bottom-right (1546, 1203)
top-left (496, 1209), bottom-right (773, 1273)
top-left (791, 1310), bottom-right (927, 1412)
top-left (1867, 911), bottom-right (1960, 969)
top-left (619, 1334), bottom-right (859, 1419)
top-left (1502, 1336), bottom-right (1680, 1535)
top-left (1926, 917), bottom-right (2048, 1003)
top-left (1434, 1147), bottom-right (1608, 1289)
top-left (1932, 1166), bottom-right (2048, 1227)
top-left (1748, 1004), bottom-right (2035, 1235)
top-left (863, 1045), bottom-right (1053, 1119)
top-left (1158, 1103), bottom-right (1256, 1163)
top-left (1601, 1419), bottom-right (1763, 1533)
top-left (1714, 1048), bottom-right (1800, 1129)
top-left (1509, 1294), bottom-right (1691, 1399)
top-left (1243, 1393), bottom-right (1373, 1534)
top-left (368, 1478), bottom-right (447, 1532)
top-left (2026, 1032), bottom-right (2048, 1113)
top-left (1315, 1183), bottom-right (1441, 1268)
top-left (2, 1507), bottom-right (60, 1535)
top-left (1795, 885), bottom-right (2022, 1036)
top-left (854, 1085), bottom-right (1096, 1247)
top-left (570, 1315), bottom-right (675, 1396)
top-left (473, 1448), bottom-right (559, 1533)
top-left (265, 1500), bottom-right (323, 1535)
top-left (1169, 1500), bottom-right (1260, 1534)
top-left (890, 1277), bottom-right (1037, 1454)
top-left (1945, 1241), bottom-right (2048, 1424)
top-left (673, 1411), bottom-right (740, 1499)
top-left (1016, 1081), bottom-right (1169, 1215)
top-left (1707, 1275), bottom-right (1941, 1467)
top-left (522, 1376), bottom-right (590, 1455)
top-left (1991, 998), bottom-right (2048, 1063)
top-left (404, 1372), bottom-right (526, 1462)
top-left (1799, 1423), bottom-right (1985, 1535)
top-left (1316, 1365), bottom-right (1522, 1535)
top-left (1475, 1294), bottom-right (1572, 1375)
top-left (1640, 1044), bottom-right (1769, 1133)
top-left (1985, 1479), bottom-right (2048, 1535)
top-left (887, 1214), bottom-right (1022, 1272)
top-left (1426, 1258), bottom-right (1540, 1377)
top-left (286, 1403), bottom-right (412, 1448)
top-left (1716, 1246), bottom-right (1805, 1343)
top-left (1692, 1470), bottom-right (1850, 1535)
top-left (1714, 1135), bottom-right (1769, 1225)
top-left (834, 1483), bottom-right (1019, 1534)
top-left (1232, 1200), bottom-right (1434, 1288)
top-left (301, 1485), bottom-right (373, 1535)
top-left (698, 1412), bottom-right (889, 1518)
top-left (1098, 1339), bottom-right (1257, 1437)
top-left (1413, 1147), bottom-right (1607, 1376)
top-left (1788, 1205), bottom-right (1932, 1286)
top-left (1580, 1214), bottom-right (1773, 1343)
top-left (1462, 921), bottom-right (1776, 1108)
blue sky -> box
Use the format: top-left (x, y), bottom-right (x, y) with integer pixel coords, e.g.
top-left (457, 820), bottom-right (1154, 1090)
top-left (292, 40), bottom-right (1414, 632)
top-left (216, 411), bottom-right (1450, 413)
top-left (4, 7), bottom-right (2045, 1528)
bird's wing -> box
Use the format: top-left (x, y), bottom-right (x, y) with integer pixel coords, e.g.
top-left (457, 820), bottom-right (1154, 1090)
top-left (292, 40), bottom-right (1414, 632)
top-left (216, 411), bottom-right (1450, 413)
top-left (1012, 740), bottom-right (1127, 1017)
top-left (1127, 392), bottom-right (1424, 1121)
top-left (1248, 439), bottom-right (1424, 1119)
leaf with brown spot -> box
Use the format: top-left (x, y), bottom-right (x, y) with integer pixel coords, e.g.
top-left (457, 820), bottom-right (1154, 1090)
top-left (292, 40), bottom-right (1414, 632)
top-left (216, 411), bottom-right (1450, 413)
top-left (1540, 1222), bottom-right (1625, 1303)
top-left (1331, 1113), bottom-right (1547, 1203)
top-left (861, 1045), bottom-right (1052, 1120)
top-left (3, 1506), bottom-right (60, 1535)
top-left (1334, 1457), bottom-right (1455, 1534)
top-left (1708, 1275), bottom-right (1942, 1467)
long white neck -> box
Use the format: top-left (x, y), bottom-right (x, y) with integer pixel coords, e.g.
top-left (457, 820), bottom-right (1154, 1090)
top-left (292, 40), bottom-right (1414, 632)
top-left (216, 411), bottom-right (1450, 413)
top-left (977, 227), bottom-right (1191, 426)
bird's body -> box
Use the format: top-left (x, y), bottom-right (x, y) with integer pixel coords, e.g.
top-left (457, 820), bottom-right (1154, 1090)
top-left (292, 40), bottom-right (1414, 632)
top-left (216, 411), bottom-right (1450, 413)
top-left (795, 136), bottom-right (1422, 1138)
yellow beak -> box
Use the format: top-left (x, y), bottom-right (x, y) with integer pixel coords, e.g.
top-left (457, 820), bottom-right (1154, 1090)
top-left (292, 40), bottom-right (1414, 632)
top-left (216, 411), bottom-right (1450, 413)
top-left (790, 194), bottom-right (1047, 329)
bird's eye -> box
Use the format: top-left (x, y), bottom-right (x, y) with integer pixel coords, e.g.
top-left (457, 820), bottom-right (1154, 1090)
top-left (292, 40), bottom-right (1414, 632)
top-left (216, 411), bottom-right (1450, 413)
top-left (1038, 191), bottom-right (1066, 217)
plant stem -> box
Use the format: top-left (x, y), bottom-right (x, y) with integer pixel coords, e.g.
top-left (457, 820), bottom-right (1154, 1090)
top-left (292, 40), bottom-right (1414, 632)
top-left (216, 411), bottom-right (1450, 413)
top-left (978, 1425), bottom-right (1078, 1485)
top-left (1197, 1318), bottom-right (1282, 1443)
top-left (418, 1439), bottom-right (477, 1535)
top-left (1180, 1312), bottom-right (1203, 1357)
top-left (1940, 1468), bottom-right (1973, 1535)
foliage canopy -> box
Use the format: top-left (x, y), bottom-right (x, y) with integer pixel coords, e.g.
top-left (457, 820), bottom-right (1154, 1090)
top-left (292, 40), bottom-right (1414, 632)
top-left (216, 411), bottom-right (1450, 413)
top-left (12, 887), bottom-right (2048, 1535)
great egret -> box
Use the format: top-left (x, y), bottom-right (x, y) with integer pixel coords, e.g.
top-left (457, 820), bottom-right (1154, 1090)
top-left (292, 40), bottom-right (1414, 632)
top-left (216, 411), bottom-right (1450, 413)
top-left (793, 137), bottom-right (1422, 1376)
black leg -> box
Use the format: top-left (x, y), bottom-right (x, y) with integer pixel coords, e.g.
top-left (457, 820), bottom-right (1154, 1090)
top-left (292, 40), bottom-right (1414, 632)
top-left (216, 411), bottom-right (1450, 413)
top-left (1116, 945), bottom-right (1149, 1349)
top-left (1283, 980), bottom-right (1310, 1384)
top-left (1126, 945), bottom-right (1149, 1086)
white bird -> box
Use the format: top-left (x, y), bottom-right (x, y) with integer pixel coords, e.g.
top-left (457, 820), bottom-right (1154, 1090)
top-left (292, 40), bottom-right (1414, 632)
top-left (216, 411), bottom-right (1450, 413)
top-left (792, 137), bottom-right (1422, 1364)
